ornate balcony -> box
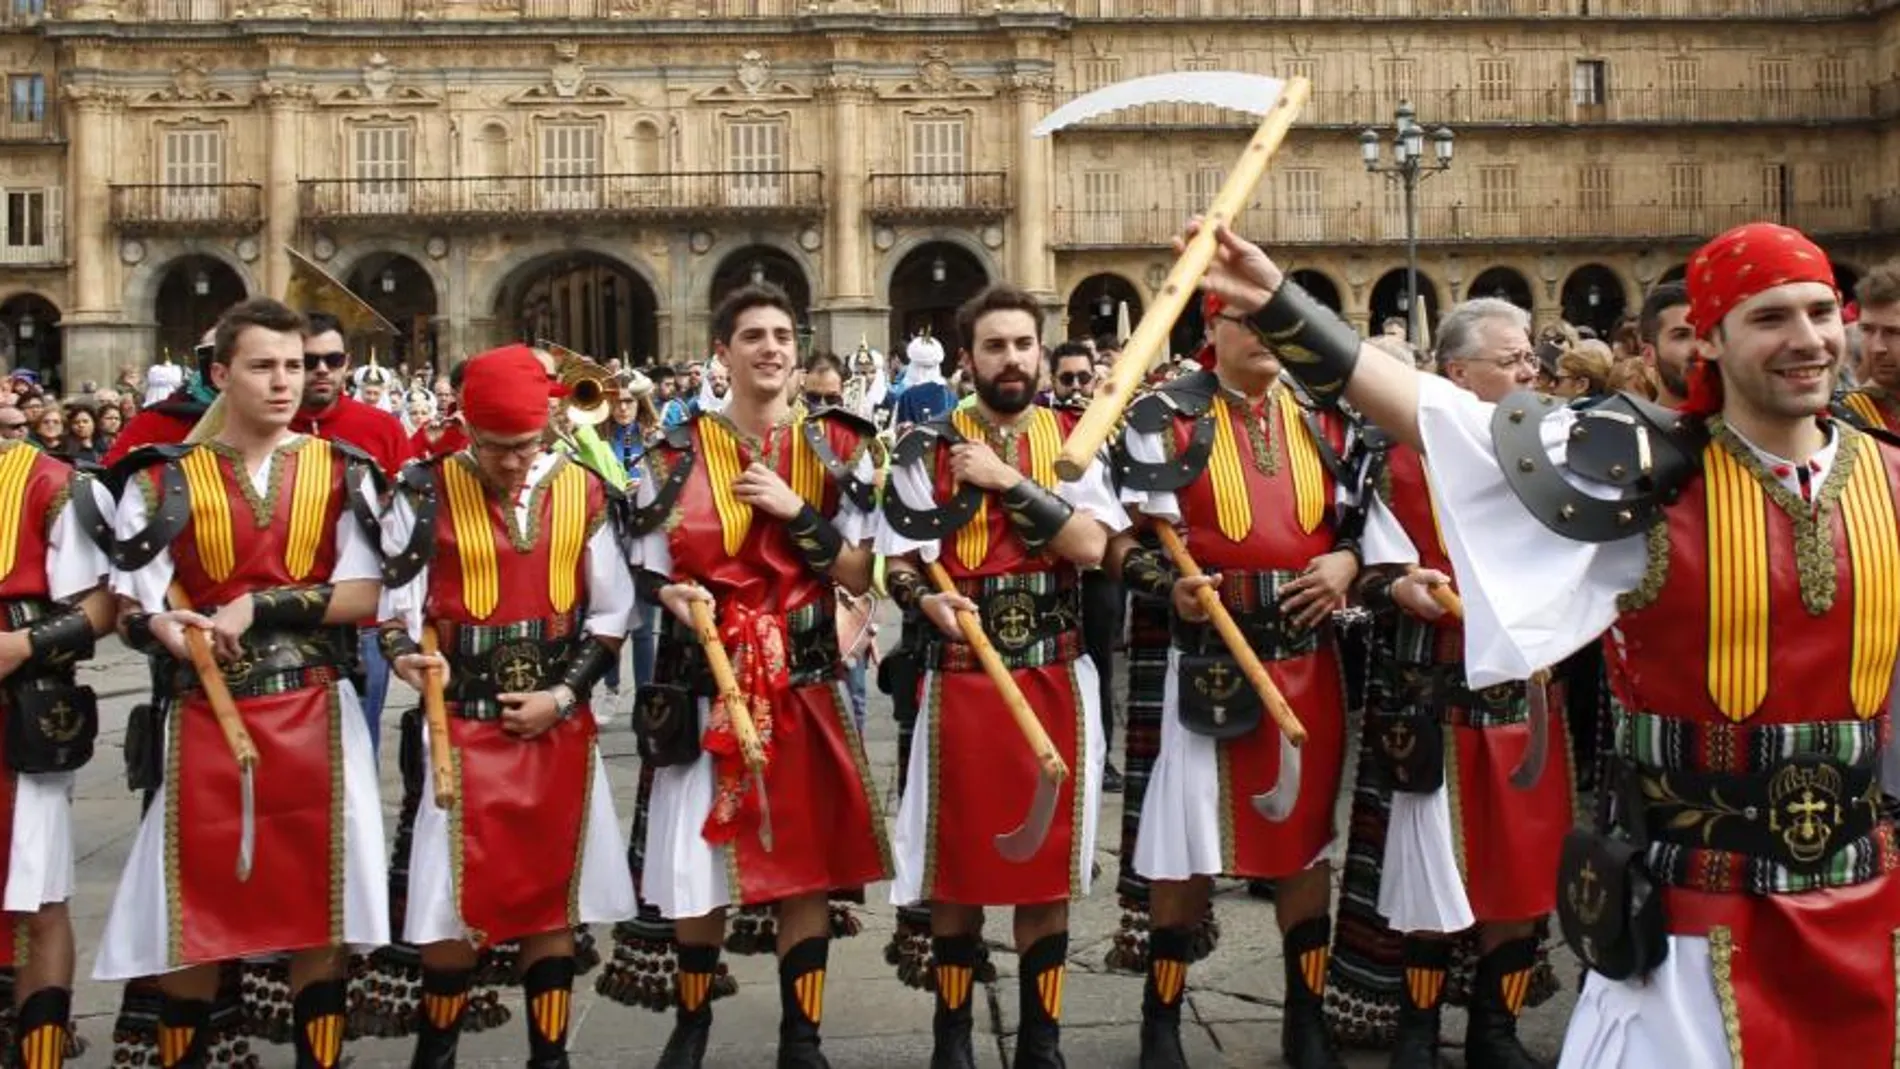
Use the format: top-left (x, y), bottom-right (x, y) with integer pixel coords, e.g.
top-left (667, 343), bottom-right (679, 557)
top-left (109, 183), bottom-right (264, 236)
top-left (865, 172), bottom-right (1010, 223)
top-left (299, 171), bottom-right (825, 227)
top-left (1051, 200), bottom-right (1886, 249)
top-left (0, 114), bottom-right (59, 144)
top-left (1063, 0), bottom-right (1868, 17)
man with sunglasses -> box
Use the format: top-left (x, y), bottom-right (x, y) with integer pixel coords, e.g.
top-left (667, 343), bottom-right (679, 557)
top-left (0, 406), bottom-right (27, 441)
top-left (294, 312), bottom-right (416, 756)
top-left (378, 343), bottom-right (636, 1069)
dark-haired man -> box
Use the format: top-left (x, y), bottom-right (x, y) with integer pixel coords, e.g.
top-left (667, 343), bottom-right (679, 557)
top-left (95, 298), bottom-right (390, 1069)
top-left (1841, 261), bottom-right (1900, 433)
top-left (629, 284), bottom-right (890, 1069)
top-left (878, 283), bottom-right (1129, 1069)
top-left (1637, 282), bottom-right (1695, 409)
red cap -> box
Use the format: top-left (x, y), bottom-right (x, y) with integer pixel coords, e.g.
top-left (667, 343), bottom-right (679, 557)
top-left (460, 344), bottom-right (551, 437)
top-left (1192, 290), bottom-right (1225, 369)
top-left (1678, 222), bottom-right (1838, 417)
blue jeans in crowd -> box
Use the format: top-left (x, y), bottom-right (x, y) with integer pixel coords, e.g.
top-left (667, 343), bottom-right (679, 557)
top-left (357, 627), bottom-right (391, 760)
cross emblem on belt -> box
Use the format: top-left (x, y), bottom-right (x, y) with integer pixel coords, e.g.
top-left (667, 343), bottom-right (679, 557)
top-left (1567, 859), bottom-right (1605, 925)
top-left (1204, 662), bottom-right (1232, 690)
top-left (1785, 789), bottom-right (1831, 843)
top-left (999, 606), bottom-right (1031, 635)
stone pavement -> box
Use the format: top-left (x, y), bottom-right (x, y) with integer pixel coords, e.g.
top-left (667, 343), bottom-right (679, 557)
top-left (63, 631), bottom-right (1577, 1068)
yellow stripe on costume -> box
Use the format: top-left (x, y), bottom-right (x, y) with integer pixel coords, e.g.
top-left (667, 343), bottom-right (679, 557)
top-left (1843, 435), bottom-right (1900, 718)
top-left (442, 460), bottom-right (500, 620)
top-left (1027, 406), bottom-right (1060, 489)
top-left (1207, 397), bottom-right (1252, 541)
top-left (950, 409), bottom-right (990, 570)
top-left (0, 445), bottom-right (39, 579)
top-left (1704, 444), bottom-right (1769, 721)
top-left (1279, 387), bottom-right (1327, 534)
top-left (179, 447), bottom-right (237, 583)
top-left (1845, 392), bottom-right (1885, 430)
top-left (789, 419), bottom-right (827, 508)
top-left (701, 421), bottom-right (753, 557)
top-left (284, 439), bottom-right (334, 580)
top-left (548, 461), bottom-right (587, 614)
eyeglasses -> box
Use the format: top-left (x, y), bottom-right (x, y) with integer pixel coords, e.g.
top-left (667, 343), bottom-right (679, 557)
top-left (1055, 371), bottom-right (1092, 388)
top-left (804, 392), bottom-right (843, 409)
top-left (304, 351), bottom-right (348, 371)
top-left (1463, 351), bottom-right (1537, 371)
top-left (0, 422), bottom-right (25, 433)
top-left (470, 434), bottom-right (543, 462)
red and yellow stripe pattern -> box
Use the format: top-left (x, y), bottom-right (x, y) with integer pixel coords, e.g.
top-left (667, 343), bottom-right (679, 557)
top-left (180, 447), bottom-right (237, 583)
top-left (1150, 958), bottom-right (1186, 1006)
top-left (1279, 387), bottom-right (1327, 535)
top-left (678, 970), bottom-right (714, 1014)
top-left (1295, 946), bottom-right (1329, 997)
top-left (1405, 965), bottom-right (1446, 1011)
top-left (157, 1023), bottom-right (197, 1068)
top-left (1704, 443), bottom-right (1770, 721)
top-left (422, 989), bottom-right (468, 1031)
top-left (1842, 434), bottom-right (1900, 718)
top-left (529, 987), bottom-right (571, 1044)
top-left (284, 439), bottom-right (334, 580)
top-left (1498, 965), bottom-right (1534, 1016)
top-left (937, 963), bottom-right (974, 1012)
top-left (547, 461), bottom-right (588, 614)
top-left (951, 407), bottom-right (1061, 570)
top-left (442, 459), bottom-right (500, 619)
top-left (303, 1013), bottom-right (344, 1069)
top-left (792, 968), bottom-right (826, 1025)
top-left (17, 1022), bottom-right (64, 1069)
top-left (1034, 964), bottom-right (1066, 1022)
top-left (0, 444), bottom-right (40, 578)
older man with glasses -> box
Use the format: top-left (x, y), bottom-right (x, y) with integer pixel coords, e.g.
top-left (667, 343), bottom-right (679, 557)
top-left (0, 407), bottom-right (27, 441)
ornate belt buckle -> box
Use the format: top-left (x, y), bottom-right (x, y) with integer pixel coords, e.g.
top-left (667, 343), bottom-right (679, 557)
top-left (38, 695), bottom-right (84, 744)
top-left (984, 590), bottom-right (1039, 654)
top-left (1766, 755), bottom-right (1850, 871)
top-left (489, 639), bottom-right (546, 695)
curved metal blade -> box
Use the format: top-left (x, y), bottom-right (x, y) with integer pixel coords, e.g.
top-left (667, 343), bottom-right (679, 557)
top-left (1510, 674), bottom-right (1551, 791)
top-left (752, 766), bottom-right (775, 854)
top-left (1251, 730), bottom-right (1302, 822)
top-left (995, 773), bottom-right (1062, 863)
top-left (237, 764), bottom-right (256, 882)
top-left (1034, 72), bottom-right (1286, 137)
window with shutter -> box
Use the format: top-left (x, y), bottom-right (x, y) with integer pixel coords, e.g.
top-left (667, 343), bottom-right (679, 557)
top-left (1082, 171), bottom-right (1122, 244)
top-left (907, 117), bottom-right (968, 209)
top-left (1476, 59), bottom-right (1514, 107)
top-left (1572, 61), bottom-right (1607, 107)
top-left (1381, 58), bottom-right (1417, 110)
top-left (725, 119), bottom-right (786, 208)
top-left (7, 74), bottom-right (43, 124)
top-left (1816, 58), bottom-right (1849, 102)
top-left (1577, 163), bottom-right (1613, 214)
top-left (540, 122), bottom-right (601, 211)
top-left (1760, 164), bottom-right (1788, 222)
top-left (353, 125), bottom-right (412, 214)
top-left (1478, 165), bottom-right (1518, 237)
top-left (1818, 162), bottom-right (1853, 211)
top-left (162, 129), bottom-right (224, 221)
top-left (4, 190), bottom-right (45, 250)
top-left (1283, 169), bottom-right (1321, 242)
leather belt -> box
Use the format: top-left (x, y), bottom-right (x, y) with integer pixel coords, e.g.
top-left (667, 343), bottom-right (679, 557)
top-left (1629, 755), bottom-right (1881, 877)
top-left (172, 626), bottom-right (355, 700)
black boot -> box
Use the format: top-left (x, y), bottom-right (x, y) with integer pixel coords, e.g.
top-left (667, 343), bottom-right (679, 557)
top-left (1138, 926), bottom-right (1189, 1069)
top-left (1466, 938), bottom-right (1546, 1069)
top-left (1279, 917), bottom-right (1343, 1069)
top-left (930, 933), bottom-right (980, 1069)
top-left (1012, 932), bottom-right (1067, 1069)
top-left (410, 968), bottom-right (471, 1069)
top-left (777, 937), bottom-right (831, 1069)
top-left (522, 955), bottom-right (577, 1069)
top-left (292, 978), bottom-right (349, 1069)
top-left (1388, 937), bottom-right (1450, 1069)
top-left (655, 943), bottom-right (719, 1069)
top-left (13, 987), bottom-right (71, 1069)
top-left (157, 996), bottom-right (213, 1069)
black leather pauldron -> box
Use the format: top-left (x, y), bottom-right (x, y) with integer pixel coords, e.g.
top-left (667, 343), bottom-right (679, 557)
top-left (110, 450), bottom-right (192, 572)
top-left (381, 460), bottom-right (442, 589)
top-left (801, 408), bottom-right (881, 513)
top-left (1113, 371), bottom-right (1222, 493)
top-left (1492, 390), bottom-right (1705, 543)
top-left (881, 420), bottom-right (983, 541)
top-left (619, 426), bottom-right (696, 540)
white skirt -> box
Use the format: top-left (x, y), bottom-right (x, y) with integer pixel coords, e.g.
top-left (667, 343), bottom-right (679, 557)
top-left (1557, 937), bottom-right (1733, 1069)
top-left (406, 714), bottom-right (634, 944)
top-left (889, 657), bottom-right (1106, 907)
top-left (93, 685), bottom-right (389, 981)
top-left (3, 771), bottom-right (73, 913)
top-left (1377, 786), bottom-right (1477, 933)
top-left (1133, 648), bottom-right (1330, 881)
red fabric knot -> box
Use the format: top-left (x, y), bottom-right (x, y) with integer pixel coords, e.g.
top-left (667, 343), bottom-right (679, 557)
top-left (700, 601), bottom-right (790, 846)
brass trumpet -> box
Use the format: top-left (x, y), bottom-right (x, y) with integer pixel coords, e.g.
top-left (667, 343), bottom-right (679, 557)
top-left (538, 340), bottom-right (619, 427)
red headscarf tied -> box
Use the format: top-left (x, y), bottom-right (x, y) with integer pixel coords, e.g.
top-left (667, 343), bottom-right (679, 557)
top-left (1192, 291), bottom-right (1226, 370)
top-left (459, 344), bottom-right (552, 436)
top-left (1677, 222), bottom-right (1838, 418)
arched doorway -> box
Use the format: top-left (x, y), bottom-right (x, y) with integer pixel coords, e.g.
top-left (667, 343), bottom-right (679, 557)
top-left (1561, 264), bottom-right (1628, 338)
top-left (889, 243), bottom-right (989, 356)
top-left (0, 294), bottom-right (61, 393)
top-left (497, 252), bottom-right (659, 365)
top-left (1287, 270), bottom-right (1344, 313)
top-left (344, 252), bottom-right (440, 375)
top-left (1657, 263), bottom-right (1689, 287)
top-left (1172, 293), bottom-right (1208, 362)
top-left (1467, 266), bottom-right (1535, 312)
top-left (1370, 268), bottom-right (1443, 344)
top-left (709, 246), bottom-right (814, 356)
top-left (1065, 273), bottom-right (1145, 343)
top-left (154, 255), bottom-right (248, 362)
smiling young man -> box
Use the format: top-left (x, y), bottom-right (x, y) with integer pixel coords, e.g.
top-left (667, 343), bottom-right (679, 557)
top-left (1104, 290), bottom-right (1370, 1069)
top-left (1353, 299), bottom-right (1575, 1069)
top-left (376, 343), bottom-right (636, 1069)
top-left (1190, 219), bottom-right (1900, 1068)
top-left (94, 298), bottom-right (391, 1069)
top-left (876, 284), bottom-right (1129, 1069)
top-left (623, 283), bottom-right (890, 1069)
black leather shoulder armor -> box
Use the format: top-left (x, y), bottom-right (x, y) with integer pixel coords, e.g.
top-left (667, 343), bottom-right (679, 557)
top-left (1113, 371), bottom-right (1222, 493)
top-left (381, 458), bottom-right (443, 587)
top-left (67, 470), bottom-right (114, 556)
top-left (883, 419), bottom-right (983, 541)
top-left (327, 439), bottom-right (389, 549)
top-left (101, 443), bottom-right (192, 499)
top-left (621, 432), bottom-right (696, 539)
top-left (110, 453), bottom-right (191, 571)
top-left (1492, 390), bottom-right (1706, 543)
top-left (802, 409), bottom-right (879, 513)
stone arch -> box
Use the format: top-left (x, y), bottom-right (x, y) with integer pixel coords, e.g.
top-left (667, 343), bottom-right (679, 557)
top-left (123, 242), bottom-right (260, 327)
top-left (484, 240), bottom-right (664, 363)
top-left (1065, 272), bottom-right (1144, 341)
top-left (1286, 268), bottom-right (1345, 312)
top-left (1561, 263), bottom-right (1633, 337)
top-left (875, 228), bottom-right (1003, 311)
top-left (0, 292), bottom-right (62, 390)
top-left (1467, 265), bottom-right (1536, 311)
top-left (327, 239), bottom-right (451, 316)
top-left (687, 232), bottom-right (821, 319)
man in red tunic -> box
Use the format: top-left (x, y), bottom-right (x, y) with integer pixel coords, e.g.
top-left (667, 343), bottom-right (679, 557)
top-left (1106, 292), bottom-right (1363, 1069)
top-left (1356, 298), bottom-right (1575, 1069)
top-left (877, 284), bottom-right (1129, 1069)
top-left (0, 431), bottom-right (114, 1069)
top-left (292, 311), bottom-right (413, 476)
top-left (101, 330), bottom-right (218, 466)
top-left (628, 284), bottom-right (890, 1069)
top-left (1192, 218), bottom-right (1900, 1068)
top-left (93, 298), bottom-right (390, 1069)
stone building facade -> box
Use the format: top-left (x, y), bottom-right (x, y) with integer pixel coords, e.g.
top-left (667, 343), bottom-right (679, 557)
top-left (0, 0), bottom-right (1896, 389)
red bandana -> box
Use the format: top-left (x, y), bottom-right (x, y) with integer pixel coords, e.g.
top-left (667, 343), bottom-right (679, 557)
top-left (1678, 223), bottom-right (1838, 417)
top-left (1193, 291), bottom-right (1225, 370)
top-left (460, 345), bottom-right (552, 436)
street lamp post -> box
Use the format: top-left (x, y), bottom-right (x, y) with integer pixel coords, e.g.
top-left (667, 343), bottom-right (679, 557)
top-left (1360, 102), bottom-right (1454, 344)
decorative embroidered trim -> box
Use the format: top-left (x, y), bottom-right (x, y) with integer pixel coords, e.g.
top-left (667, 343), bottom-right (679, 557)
top-left (1841, 434), bottom-right (1900, 719)
top-left (205, 436), bottom-right (298, 529)
top-left (1064, 661), bottom-right (1087, 901)
top-left (1845, 391), bottom-right (1886, 430)
top-left (788, 419), bottom-right (827, 509)
top-left (285, 440), bottom-right (335, 581)
top-left (448, 741), bottom-right (483, 946)
top-left (42, 482), bottom-right (69, 545)
top-left (1616, 522), bottom-right (1672, 614)
top-left (922, 672), bottom-right (944, 898)
top-left (1703, 440), bottom-right (1770, 721)
top-left (1890, 928), bottom-right (1899, 1069)
top-left (180, 447), bottom-right (237, 583)
top-left (327, 687), bottom-right (344, 947)
top-left (1445, 724), bottom-right (1469, 883)
top-left (1215, 663), bottom-right (1238, 873)
top-left (948, 408), bottom-right (1061, 569)
top-left (831, 678), bottom-right (895, 879)
top-left (1710, 418), bottom-right (1850, 616)
top-left (567, 737), bottom-right (596, 928)
top-left (441, 458), bottom-right (499, 620)
top-left (1708, 925), bottom-right (1745, 1068)
top-left (164, 696), bottom-right (185, 968)
top-left (508, 455), bottom-right (559, 554)
top-left (0, 444), bottom-right (40, 578)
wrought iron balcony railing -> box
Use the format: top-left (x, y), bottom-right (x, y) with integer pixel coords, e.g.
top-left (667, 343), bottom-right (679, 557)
top-left (109, 183), bottom-right (265, 235)
top-left (865, 172), bottom-right (1011, 221)
top-left (299, 171), bottom-right (825, 224)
